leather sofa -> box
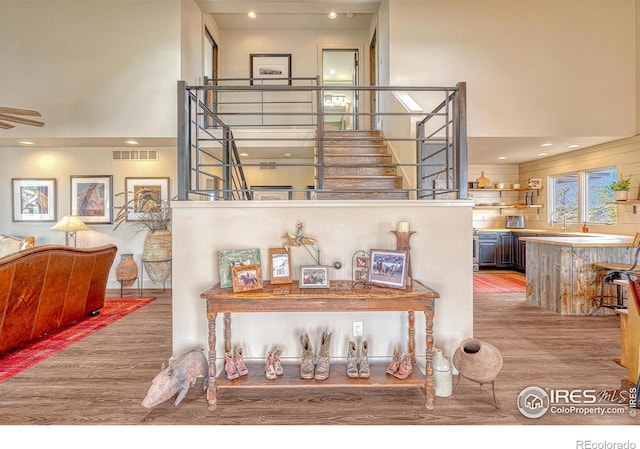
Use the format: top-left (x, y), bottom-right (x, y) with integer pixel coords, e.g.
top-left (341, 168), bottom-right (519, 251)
top-left (0, 244), bottom-right (117, 355)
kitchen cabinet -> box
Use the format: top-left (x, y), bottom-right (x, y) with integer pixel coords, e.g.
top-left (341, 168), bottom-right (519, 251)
top-left (478, 232), bottom-right (512, 268)
top-left (512, 233), bottom-right (537, 272)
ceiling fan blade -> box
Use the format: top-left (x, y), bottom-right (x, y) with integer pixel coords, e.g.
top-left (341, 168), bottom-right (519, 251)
top-left (0, 113), bottom-right (44, 127)
top-left (0, 120), bottom-right (15, 129)
top-left (0, 106), bottom-right (41, 117)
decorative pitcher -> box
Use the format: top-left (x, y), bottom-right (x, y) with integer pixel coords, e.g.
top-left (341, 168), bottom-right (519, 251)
top-left (116, 253), bottom-right (138, 288)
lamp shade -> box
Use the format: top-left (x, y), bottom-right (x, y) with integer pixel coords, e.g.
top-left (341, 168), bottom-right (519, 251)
top-left (50, 215), bottom-right (90, 232)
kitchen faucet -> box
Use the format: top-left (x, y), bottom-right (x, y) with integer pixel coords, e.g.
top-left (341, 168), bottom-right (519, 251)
top-left (550, 210), bottom-right (568, 231)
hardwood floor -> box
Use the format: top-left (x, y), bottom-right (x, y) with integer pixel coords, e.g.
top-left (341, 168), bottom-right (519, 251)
top-left (1, 278), bottom-right (638, 443)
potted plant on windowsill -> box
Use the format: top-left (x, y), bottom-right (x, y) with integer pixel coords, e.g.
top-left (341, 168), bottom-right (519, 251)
top-left (610, 178), bottom-right (631, 201)
top-left (114, 192), bottom-right (172, 284)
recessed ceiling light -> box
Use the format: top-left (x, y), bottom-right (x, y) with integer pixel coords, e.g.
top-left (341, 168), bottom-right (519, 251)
top-left (537, 152), bottom-right (549, 156)
top-left (284, 152), bottom-right (292, 157)
top-left (346, 13), bottom-right (355, 19)
top-left (248, 11), bottom-right (256, 19)
top-left (20, 140), bottom-right (34, 145)
top-left (497, 156), bottom-right (508, 160)
top-left (567, 144), bottom-right (581, 148)
top-left (126, 140), bottom-right (138, 145)
top-left (328, 11), bottom-right (337, 19)
top-left (240, 152), bottom-right (249, 157)
top-left (540, 143), bottom-right (553, 147)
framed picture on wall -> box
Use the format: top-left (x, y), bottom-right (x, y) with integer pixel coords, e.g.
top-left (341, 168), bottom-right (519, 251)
top-left (124, 177), bottom-right (170, 221)
top-left (250, 53), bottom-right (292, 85)
top-left (251, 185), bottom-right (293, 200)
top-left (11, 178), bottom-right (57, 222)
top-left (70, 175), bottom-right (113, 224)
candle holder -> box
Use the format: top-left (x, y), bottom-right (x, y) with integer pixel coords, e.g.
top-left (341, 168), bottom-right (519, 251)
top-left (391, 229), bottom-right (416, 287)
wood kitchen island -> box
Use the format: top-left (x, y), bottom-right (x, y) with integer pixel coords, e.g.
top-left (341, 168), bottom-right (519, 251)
top-left (522, 235), bottom-right (635, 315)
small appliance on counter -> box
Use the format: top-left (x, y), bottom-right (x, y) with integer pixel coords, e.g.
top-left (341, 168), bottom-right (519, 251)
top-left (505, 215), bottom-right (525, 229)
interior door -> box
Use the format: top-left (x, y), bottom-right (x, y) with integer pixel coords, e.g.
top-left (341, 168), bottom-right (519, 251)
top-left (369, 31), bottom-right (377, 130)
top-left (322, 49), bottom-right (359, 130)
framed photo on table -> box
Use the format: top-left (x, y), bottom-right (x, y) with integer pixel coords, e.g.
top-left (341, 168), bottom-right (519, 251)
top-left (231, 264), bottom-right (263, 293)
top-left (269, 247), bottom-right (292, 284)
top-left (12, 178), bottom-right (57, 222)
top-left (218, 248), bottom-right (261, 288)
top-left (368, 249), bottom-right (408, 289)
top-left (250, 53), bottom-right (292, 85)
top-left (124, 177), bottom-right (170, 221)
top-left (299, 265), bottom-right (330, 289)
top-left (70, 175), bottom-right (112, 223)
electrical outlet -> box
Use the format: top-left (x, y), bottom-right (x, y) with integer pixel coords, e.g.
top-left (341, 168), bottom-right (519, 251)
top-left (353, 321), bottom-right (363, 337)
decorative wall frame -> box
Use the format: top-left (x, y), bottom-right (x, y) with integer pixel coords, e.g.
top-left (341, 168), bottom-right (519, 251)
top-left (251, 185), bottom-right (293, 200)
top-left (124, 177), bottom-right (170, 221)
top-left (250, 53), bottom-right (292, 85)
top-left (231, 263), bottom-right (263, 293)
top-left (528, 178), bottom-right (542, 189)
top-left (218, 248), bottom-right (261, 288)
top-left (368, 249), bottom-right (408, 289)
top-left (70, 175), bottom-right (112, 223)
top-left (299, 265), bottom-right (330, 289)
top-left (12, 178), bottom-right (57, 222)
top-left (269, 247), bottom-right (292, 284)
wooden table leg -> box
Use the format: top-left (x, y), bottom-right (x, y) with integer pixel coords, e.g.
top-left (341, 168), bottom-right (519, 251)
top-left (224, 312), bottom-right (232, 354)
top-left (424, 303), bottom-right (435, 410)
top-left (206, 310), bottom-right (218, 411)
top-left (408, 311), bottom-right (416, 363)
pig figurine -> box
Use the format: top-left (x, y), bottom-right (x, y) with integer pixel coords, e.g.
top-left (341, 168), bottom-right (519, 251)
top-left (142, 349), bottom-right (209, 409)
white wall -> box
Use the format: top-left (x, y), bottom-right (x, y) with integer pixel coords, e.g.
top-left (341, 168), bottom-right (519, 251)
top-left (387, 0), bottom-right (636, 141)
top-left (171, 200), bottom-right (473, 371)
top-left (0, 146), bottom-right (177, 288)
top-left (180, 0), bottom-right (204, 85)
top-left (0, 0), bottom-right (181, 140)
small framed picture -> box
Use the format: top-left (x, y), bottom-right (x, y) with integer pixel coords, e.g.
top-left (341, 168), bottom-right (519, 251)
top-left (231, 264), bottom-right (263, 293)
top-left (218, 248), bottom-right (261, 288)
top-left (12, 178), bottom-right (57, 222)
top-left (528, 178), bottom-right (542, 189)
top-left (250, 53), bottom-right (292, 85)
top-left (269, 247), bottom-right (292, 284)
top-left (300, 265), bottom-right (330, 289)
top-left (70, 175), bottom-right (113, 223)
top-left (124, 177), bottom-right (170, 221)
top-left (369, 249), bottom-right (408, 289)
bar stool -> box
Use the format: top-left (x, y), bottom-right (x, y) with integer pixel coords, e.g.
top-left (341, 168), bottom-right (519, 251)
top-left (588, 233), bottom-right (640, 316)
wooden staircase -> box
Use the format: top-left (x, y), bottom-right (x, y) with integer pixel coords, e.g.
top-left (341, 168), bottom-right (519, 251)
top-left (315, 130), bottom-right (409, 200)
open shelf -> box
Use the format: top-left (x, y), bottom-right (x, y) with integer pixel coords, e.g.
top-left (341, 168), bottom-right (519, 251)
top-left (606, 200), bottom-right (640, 214)
top-left (215, 362), bottom-right (425, 389)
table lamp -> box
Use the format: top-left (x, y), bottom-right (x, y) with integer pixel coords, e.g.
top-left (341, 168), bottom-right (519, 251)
top-left (50, 215), bottom-right (90, 246)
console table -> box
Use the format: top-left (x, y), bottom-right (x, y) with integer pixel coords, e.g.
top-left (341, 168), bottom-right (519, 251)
top-left (200, 280), bottom-right (440, 411)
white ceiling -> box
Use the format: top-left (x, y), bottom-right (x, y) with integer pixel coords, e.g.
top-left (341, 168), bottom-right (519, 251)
top-left (0, 0), bottom-right (628, 166)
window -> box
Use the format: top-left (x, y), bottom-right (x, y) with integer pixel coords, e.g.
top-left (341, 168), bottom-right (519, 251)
top-left (549, 167), bottom-right (617, 225)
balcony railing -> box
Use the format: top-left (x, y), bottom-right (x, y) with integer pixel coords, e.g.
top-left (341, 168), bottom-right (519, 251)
top-left (176, 79), bottom-right (467, 201)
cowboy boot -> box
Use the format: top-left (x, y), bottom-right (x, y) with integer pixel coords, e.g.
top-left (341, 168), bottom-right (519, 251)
top-left (314, 331), bottom-right (332, 380)
top-left (358, 340), bottom-right (370, 378)
top-left (265, 351), bottom-right (277, 380)
top-left (224, 351), bottom-right (239, 380)
top-left (273, 348), bottom-right (284, 376)
top-left (346, 340), bottom-right (359, 378)
top-left (235, 347), bottom-right (249, 377)
top-left (386, 346), bottom-right (401, 375)
top-left (300, 333), bottom-right (315, 379)
top-left (393, 352), bottom-right (413, 380)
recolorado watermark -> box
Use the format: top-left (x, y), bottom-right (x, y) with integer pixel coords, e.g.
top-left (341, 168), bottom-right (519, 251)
top-left (575, 441), bottom-right (636, 449)
top-left (517, 385), bottom-right (637, 419)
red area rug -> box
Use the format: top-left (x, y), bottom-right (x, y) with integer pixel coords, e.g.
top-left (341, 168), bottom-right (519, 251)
top-left (473, 272), bottom-right (526, 293)
top-left (0, 297), bottom-right (153, 383)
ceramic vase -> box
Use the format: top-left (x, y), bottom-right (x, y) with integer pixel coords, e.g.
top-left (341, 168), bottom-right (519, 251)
top-left (142, 230), bottom-right (172, 284)
top-left (433, 348), bottom-right (453, 397)
top-left (452, 338), bottom-right (503, 384)
top-left (614, 190), bottom-right (629, 201)
top-left (116, 254), bottom-right (138, 287)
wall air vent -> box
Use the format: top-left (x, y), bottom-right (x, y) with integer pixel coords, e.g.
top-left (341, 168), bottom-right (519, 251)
top-left (259, 162), bottom-right (276, 170)
top-left (113, 149), bottom-right (159, 161)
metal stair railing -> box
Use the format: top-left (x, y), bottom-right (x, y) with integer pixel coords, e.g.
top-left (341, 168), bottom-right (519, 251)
top-left (177, 80), bottom-right (467, 201)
